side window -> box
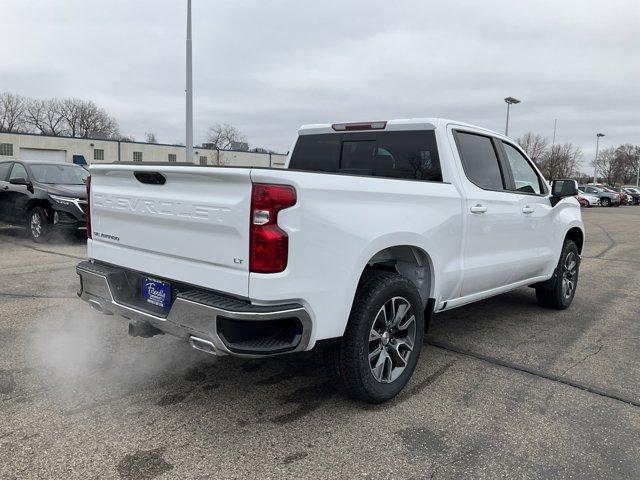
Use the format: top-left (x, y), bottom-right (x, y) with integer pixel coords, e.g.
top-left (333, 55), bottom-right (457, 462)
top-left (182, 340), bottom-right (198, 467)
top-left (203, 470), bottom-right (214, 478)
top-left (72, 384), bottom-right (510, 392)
top-left (9, 163), bottom-right (28, 181)
top-left (0, 163), bottom-right (11, 181)
top-left (502, 142), bottom-right (544, 194)
top-left (456, 132), bottom-right (504, 190)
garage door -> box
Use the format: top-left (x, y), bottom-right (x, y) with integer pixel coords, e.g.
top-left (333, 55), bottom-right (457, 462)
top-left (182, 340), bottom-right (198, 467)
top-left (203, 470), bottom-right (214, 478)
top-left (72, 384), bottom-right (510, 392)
top-left (19, 148), bottom-right (66, 163)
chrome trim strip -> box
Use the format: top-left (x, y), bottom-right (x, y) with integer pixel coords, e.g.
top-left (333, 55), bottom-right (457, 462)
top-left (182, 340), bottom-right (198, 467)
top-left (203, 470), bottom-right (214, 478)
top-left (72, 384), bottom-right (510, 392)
top-left (49, 195), bottom-right (86, 214)
top-left (76, 265), bottom-right (312, 358)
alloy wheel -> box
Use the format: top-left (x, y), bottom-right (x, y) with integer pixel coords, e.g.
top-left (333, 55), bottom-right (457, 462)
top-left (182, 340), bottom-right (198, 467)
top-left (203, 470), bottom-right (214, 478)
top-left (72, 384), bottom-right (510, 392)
top-left (368, 296), bottom-right (416, 383)
top-left (562, 252), bottom-right (578, 300)
top-left (30, 212), bottom-right (42, 238)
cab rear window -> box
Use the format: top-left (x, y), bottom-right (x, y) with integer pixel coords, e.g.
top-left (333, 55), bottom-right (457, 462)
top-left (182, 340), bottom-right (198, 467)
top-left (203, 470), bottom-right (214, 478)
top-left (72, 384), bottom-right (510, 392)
top-left (289, 130), bottom-right (442, 182)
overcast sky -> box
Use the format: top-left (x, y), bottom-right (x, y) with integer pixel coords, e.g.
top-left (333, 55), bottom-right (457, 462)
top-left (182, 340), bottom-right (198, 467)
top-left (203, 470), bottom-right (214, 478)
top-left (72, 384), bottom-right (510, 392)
top-left (2, 0), bottom-right (639, 168)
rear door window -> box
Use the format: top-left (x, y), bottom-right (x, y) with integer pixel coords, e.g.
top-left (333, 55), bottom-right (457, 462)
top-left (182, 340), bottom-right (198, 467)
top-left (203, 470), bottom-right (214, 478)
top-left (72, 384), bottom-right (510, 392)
top-left (289, 130), bottom-right (442, 182)
top-left (455, 132), bottom-right (505, 190)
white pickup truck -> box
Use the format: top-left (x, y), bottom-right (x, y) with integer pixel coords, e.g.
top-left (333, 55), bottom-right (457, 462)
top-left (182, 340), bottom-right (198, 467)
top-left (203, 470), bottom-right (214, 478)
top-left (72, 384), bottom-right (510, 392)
top-left (76, 118), bottom-right (584, 403)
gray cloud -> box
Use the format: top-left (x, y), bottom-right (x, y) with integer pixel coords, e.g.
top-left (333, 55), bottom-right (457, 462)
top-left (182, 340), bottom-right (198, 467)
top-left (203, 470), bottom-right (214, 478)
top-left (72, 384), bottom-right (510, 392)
top-left (2, 0), bottom-right (639, 167)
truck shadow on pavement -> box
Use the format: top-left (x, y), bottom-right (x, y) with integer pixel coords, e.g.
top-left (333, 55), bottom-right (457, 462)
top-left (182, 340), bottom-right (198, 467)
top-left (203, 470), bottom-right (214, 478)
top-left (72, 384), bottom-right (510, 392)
top-left (30, 285), bottom-right (555, 425)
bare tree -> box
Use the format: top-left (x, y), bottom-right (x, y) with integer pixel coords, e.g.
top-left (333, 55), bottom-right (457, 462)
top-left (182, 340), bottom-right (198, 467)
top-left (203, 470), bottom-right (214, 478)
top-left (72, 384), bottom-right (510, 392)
top-left (1, 93), bottom-right (121, 139)
top-left (592, 144), bottom-right (640, 185)
top-left (541, 143), bottom-right (582, 179)
top-left (593, 147), bottom-right (621, 186)
top-left (517, 132), bottom-right (548, 166)
top-left (24, 98), bottom-right (67, 135)
top-left (77, 100), bottom-right (119, 139)
top-left (518, 132), bottom-right (582, 180)
top-left (60, 98), bottom-right (83, 137)
top-left (0, 92), bottom-right (27, 132)
top-left (145, 132), bottom-right (158, 144)
top-left (206, 123), bottom-right (247, 150)
top-left (24, 99), bottom-right (48, 134)
top-left (613, 144), bottom-right (640, 184)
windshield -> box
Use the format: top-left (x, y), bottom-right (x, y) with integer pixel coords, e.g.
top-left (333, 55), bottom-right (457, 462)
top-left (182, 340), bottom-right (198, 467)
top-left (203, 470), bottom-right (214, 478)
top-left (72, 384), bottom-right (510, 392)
top-left (29, 164), bottom-right (89, 185)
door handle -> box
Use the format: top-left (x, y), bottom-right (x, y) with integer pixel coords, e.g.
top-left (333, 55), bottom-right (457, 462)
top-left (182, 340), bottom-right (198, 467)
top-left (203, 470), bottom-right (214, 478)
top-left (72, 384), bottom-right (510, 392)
top-left (470, 204), bottom-right (487, 214)
top-left (1, 185), bottom-right (8, 191)
top-left (522, 205), bottom-right (535, 214)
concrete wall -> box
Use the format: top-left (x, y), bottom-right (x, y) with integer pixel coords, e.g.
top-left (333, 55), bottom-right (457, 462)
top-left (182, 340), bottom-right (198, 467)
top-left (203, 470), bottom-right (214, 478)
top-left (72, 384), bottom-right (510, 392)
top-left (0, 132), bottom-right (287, 168)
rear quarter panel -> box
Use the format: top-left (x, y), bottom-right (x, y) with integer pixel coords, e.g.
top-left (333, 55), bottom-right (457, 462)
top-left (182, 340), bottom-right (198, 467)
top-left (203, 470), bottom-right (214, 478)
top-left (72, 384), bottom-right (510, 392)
top-left (248, 169), bottom-right (463, 345)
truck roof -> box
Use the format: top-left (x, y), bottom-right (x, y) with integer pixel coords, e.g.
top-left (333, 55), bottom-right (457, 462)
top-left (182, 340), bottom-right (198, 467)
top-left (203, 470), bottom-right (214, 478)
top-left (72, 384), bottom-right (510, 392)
top-left (298, 118), bottom-right (507, 139)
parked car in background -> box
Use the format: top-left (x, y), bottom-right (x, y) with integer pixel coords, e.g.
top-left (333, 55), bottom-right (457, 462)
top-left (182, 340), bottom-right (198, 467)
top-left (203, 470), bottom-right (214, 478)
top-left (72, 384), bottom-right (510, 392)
top-left (0, 161), bottom-right (88, 242)
top-left (579, 185), bottom-right (620, 207)
top-left (606, 186), bottom-right (629, 205)
top-left (577, 192), bottom-right (600, 207)
top-left (622, 187), bottom-right (640, 205)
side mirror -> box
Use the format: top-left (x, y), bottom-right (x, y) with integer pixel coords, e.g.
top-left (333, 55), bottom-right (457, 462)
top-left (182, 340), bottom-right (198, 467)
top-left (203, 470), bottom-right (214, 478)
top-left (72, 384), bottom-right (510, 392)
top-left (551, 179), bottom-right (579, 206)
top-left (9, 177), bottom-right (30, 186)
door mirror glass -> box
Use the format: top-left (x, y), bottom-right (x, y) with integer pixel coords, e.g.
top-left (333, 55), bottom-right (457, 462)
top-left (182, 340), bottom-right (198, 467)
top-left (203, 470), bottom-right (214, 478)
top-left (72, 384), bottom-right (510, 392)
top-left (551, 179), bottom-right (578, 197)
top-left (9, 177), bottom-right (29, 186)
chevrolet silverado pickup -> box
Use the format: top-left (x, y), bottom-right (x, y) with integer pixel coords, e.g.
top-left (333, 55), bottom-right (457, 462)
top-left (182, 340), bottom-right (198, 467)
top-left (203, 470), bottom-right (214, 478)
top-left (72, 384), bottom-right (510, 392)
top-left (76, 118), bottom-right (584, 403)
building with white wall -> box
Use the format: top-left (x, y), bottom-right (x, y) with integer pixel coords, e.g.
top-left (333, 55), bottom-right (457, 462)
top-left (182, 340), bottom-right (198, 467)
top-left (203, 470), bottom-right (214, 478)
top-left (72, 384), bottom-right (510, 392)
top-left (0, 132), bottom-right (287, 168)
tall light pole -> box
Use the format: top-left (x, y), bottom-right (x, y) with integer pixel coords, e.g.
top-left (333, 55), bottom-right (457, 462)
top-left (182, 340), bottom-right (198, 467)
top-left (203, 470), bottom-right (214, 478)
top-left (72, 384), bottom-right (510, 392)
top-left (636, 151), bottom-right (639, 187)
top-left (504, 96), bottom-right (520, 136)
top-left (186, 0), bottom-right (193, 163)
top-left (592, 133), bottom-right (605, 184)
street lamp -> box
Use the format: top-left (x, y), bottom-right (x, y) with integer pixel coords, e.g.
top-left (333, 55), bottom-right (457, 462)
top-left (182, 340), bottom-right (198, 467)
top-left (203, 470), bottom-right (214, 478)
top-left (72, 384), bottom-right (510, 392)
top-left (592, 133), bottom-right (605, 184)
top-left (504, 97), bottom-right (521, 136)
top-left (186, 0), bottom-right (193, 163)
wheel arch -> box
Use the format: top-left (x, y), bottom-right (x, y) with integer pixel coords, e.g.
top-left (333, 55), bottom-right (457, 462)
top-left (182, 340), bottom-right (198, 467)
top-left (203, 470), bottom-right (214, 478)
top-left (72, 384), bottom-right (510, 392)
top-left (565, 226), bottom-right (584, 254)
top-left (25, 200), bottom-right (53, 223)
top-left (358, 244), bottom-right (435, 306)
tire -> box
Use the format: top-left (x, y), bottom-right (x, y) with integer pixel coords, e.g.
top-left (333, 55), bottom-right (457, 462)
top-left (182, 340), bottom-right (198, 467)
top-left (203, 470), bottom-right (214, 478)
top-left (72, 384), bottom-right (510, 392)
top-left (325, 270), bottom-right (425, 403)
top-left (601, 197), bottom-right (611, 207)
top-left (535, 240), bottom-right (580, 310)
top-left (28, 207), bottom-right (49, 243)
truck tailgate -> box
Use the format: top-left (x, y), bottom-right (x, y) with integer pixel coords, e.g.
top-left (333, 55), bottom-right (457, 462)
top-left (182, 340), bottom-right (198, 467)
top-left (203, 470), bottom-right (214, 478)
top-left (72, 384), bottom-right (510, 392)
top-left (88, 164), bottom-right (252, 297)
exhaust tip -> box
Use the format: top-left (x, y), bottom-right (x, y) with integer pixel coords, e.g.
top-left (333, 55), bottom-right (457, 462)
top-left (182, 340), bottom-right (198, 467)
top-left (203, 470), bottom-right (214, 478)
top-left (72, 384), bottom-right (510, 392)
top-left (189, 336), bottom-right (218, 355)
top-left (88, 298), bottom-right (113, 315)
top-left (88, 299), bottom-right (104, 313)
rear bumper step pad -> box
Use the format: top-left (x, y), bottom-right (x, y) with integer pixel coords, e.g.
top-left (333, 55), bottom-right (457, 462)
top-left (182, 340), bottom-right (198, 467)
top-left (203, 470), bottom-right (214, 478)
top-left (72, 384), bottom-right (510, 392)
top-left (76, 260), bottom-right (312, 357)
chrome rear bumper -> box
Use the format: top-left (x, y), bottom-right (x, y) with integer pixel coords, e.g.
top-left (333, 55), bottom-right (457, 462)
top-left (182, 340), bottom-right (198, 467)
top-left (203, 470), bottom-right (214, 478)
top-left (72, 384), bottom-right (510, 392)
top-left (76, 261), bottom-right (312, 358)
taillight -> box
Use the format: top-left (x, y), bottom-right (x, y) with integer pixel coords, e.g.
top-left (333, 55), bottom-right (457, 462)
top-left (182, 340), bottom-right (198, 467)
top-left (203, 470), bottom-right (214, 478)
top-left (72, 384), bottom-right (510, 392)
top-left (86, 175), bottom-right (92, 239)
top-left (250, 183), bottom-right (296, 273)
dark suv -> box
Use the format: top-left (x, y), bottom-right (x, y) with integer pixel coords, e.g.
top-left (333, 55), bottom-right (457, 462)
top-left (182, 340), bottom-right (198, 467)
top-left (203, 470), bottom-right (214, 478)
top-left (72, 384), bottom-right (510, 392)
top-left (0, 161), bottom-right (88, 242)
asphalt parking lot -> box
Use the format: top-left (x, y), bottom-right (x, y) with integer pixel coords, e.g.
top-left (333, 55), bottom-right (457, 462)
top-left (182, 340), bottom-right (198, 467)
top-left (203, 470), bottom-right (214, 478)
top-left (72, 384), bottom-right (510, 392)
top-left (1, 207), bottom-right (639, 479)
